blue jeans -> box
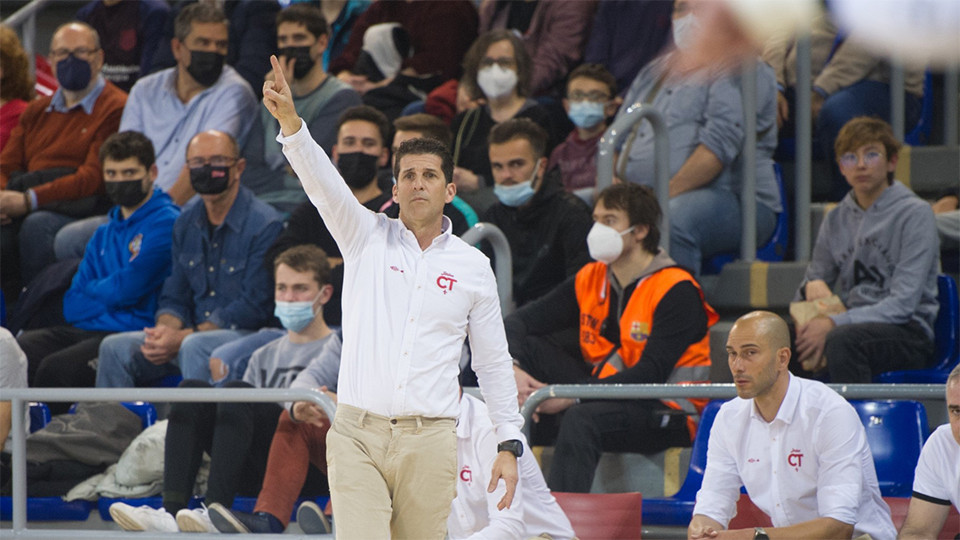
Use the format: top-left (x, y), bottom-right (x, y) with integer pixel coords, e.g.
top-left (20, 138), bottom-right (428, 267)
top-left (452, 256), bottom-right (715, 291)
top-left (209, 328), bottom-right (285, 386)
top-left (96, 329), bottom-right (251, 387)
top-left (54, 215), bottom-right (109, 260)
top-left (669, 188), bottom-right (777, 277)
top-left (19, 210), bottom-right (75, 278)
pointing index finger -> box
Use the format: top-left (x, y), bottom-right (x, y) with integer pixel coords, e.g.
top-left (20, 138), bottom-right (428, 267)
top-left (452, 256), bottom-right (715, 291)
top-left (270, 54), bottom-right (287, 90)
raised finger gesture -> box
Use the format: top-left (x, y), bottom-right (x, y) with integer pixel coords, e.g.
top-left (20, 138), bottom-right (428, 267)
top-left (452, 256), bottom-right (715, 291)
top-left (263, 55), bottom-right (301, 136)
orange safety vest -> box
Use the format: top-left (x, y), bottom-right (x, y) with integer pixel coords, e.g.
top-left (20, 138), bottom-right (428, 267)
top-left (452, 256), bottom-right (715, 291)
top-left (574, 262), bottom-right (719, 440)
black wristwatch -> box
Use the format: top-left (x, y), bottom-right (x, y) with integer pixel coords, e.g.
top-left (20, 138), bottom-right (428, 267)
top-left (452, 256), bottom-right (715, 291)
top-left (497, 439), bottom-right (523, 458)
top-left (753, 527), bottom-right (769, 540)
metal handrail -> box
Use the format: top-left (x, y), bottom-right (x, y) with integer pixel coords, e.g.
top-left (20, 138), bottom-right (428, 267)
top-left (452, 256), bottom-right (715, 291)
top-left (596, 103), bottom-right (671, 249)
top-left (794, 35), bottom-right (813, 262)
top-left (461, 222), bottom-right (515, 316)
top-left (519, 383), bottom-right (946, 440)
top-left (740, 60), bottom-right (758, 261)
top-left (3, 387), bottom-right (336, 538)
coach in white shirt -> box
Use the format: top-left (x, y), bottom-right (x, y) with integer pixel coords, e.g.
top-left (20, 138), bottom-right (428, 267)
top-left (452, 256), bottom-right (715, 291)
top-left (898, 365), bottom-right (960, 539)
top-left (263, 56), bottom-right (524, 539)
top-left (689, 311), bottom-right (896, 540)
top-left (450, 393), bottom-right (575, 540)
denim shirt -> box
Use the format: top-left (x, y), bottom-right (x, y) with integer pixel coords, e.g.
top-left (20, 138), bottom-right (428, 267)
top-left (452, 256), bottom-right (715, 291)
top-left (157, 186), bottom-right (282, 329)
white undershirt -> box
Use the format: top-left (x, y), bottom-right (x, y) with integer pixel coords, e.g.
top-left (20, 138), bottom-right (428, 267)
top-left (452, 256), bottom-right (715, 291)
top-left (912, 423), bottom-right (960, 510)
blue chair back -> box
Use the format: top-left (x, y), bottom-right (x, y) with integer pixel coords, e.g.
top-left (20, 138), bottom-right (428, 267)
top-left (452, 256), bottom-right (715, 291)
top-left (28, 402), bottom-right (51, 433)
top-left (904, 71), bottom-right (934, 146)
top-left (850, 400), bottom-right (928, 497)
top-left (120, 401), bottom-right (158, 429)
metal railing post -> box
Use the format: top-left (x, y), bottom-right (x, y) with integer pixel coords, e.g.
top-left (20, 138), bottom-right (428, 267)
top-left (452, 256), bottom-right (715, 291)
top-left (11, 398), bottom-right (27, 532)
top-left (794, 34), bottom-right (813, 262)
top-left (596, 104), bottom-right (670, 248)
top-left (740, 60), bottom-right (758, 261)
top-left (460, 223), bottom-right (515, 316)
top-left (945, 66), bottom-right (959, 146)
top-left (890, 62), bottom-right (906, 141)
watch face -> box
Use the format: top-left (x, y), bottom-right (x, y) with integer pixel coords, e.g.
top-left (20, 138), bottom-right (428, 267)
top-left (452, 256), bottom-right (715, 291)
top-left (498, 440), bottom-right (523, 457)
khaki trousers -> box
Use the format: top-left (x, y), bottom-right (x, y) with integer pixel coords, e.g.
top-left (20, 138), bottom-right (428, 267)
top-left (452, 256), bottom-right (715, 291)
top-left (327, 403), bottom-right (457, 539)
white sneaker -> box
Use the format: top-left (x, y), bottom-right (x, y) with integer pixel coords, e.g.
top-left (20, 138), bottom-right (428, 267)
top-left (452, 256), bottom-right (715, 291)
top-left (176, 505), bottom-right (217, 533)
top-left (109, 502), bottom-right (178, 532)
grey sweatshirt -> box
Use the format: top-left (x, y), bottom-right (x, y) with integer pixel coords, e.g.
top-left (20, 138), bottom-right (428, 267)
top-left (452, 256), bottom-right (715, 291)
top-left (796, 181), bottom-right (939, 338)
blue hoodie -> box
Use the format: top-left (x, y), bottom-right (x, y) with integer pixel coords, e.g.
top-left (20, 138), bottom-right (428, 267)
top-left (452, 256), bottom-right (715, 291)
top-left (63, 188), bottom-right (180, 331)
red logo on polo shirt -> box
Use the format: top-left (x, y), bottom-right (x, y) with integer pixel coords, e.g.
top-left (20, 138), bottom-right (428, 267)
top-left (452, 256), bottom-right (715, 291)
top-left (460, 465), bottom-right (472, 484)
top-left (787, 449), bottom-right (804, 470)
top-left (437, 272), bottom-right (457, 294)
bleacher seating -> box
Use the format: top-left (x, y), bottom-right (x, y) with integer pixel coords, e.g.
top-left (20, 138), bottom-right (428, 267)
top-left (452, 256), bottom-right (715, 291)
top-left (850, 400), bottom-right (928, 497)
top-left (552, 491), bottom-right (642, 540)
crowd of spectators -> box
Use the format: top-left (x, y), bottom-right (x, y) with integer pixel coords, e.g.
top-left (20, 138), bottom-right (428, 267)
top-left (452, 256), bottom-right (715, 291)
top-left (0, 0), bottom-right (956, 536)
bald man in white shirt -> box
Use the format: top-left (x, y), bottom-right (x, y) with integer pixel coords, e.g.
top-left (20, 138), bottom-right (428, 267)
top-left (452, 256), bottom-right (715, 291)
top-left (689, 311), bottom-right (895, 540)
top-left (263, 55), bottom-right (523, 539)
top-left (898, 365), bottom-right (960, 540)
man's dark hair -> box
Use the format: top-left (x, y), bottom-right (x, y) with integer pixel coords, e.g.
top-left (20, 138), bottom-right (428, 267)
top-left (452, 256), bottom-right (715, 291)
top-left (393, 138), bottom-right (454, 184)
top-left (174, 3), bottom-right (228, 43)
top-left (488, 118), bottom-right (548, 160)
top-left (393, 114), bottom-right (453, 149)
top-left (596, 183), bottom-right (661, 253)
top-left (567, 63), bottom-right (617, 98)
top-left (276, 4), bottom-right (328, 39)
top-left (462, 29), bottom-right (532, 98)
top-left (338, 105), bottom-right (391, 148)
top-left (274, 244), bottom-right (331, 288)
top-left (99, 131), bottom-right (156, 169)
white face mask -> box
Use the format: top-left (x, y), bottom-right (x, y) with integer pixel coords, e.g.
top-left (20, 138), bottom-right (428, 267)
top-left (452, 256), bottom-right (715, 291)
top-left (672, 13), bottom-right (700, 51)
top-left (587, 222), bottom-right (635, 264)
top-left (477, 64), bottom-right (518, 99)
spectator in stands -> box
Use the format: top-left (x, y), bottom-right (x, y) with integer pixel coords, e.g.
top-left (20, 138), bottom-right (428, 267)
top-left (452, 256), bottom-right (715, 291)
top-left (485, 119), bottom-right (592, 306)
top-left (95, 130), bottom-right (281, 388)
top-left (148, 0), bottom-right (280, 99)
top-left (318, 0), bottom-right (370, 71)
top-left (507, 183), bottom-right (717, 492)
top-left (548, 64), bottom-right (620, 196)
top-left (689, 311), bottom-right (896, 539)
top-left (108, 245), bottom-right (339, 533)
top-left (451, 30), bottom-right (558, 214)
top-left (0, 25), bottom-right (34, 151)
top-left (120, 2), bottom-right (258, 204)
top-left (898, 365), bottom-right (960, 539)
top-left (614, 0), bottom-right (780, 277)
top-left (0, 22), bottom-right (126, 301)
top-left (794, 117), bottom-right (938, 383)
top-left (75, 0), bottom-right (170, 93)
top-left (386, 113), bottom-right (477, 234)
top-left (205, 105), bottom-right (394, 386)
top-left (0, 327), bottom-right (28, 453)
top-left (240, 3), bottom-right (361, 213)
top-left (932, 190), bottom-right (959, 261)
top-left (477, 0), bottom-right (596, 97)
top-left (583, 0), bottom-right (673, 98)
top-left (762, 11), bottom-right (923, 199)
top-left (16, 132), bottom-right (178, 409)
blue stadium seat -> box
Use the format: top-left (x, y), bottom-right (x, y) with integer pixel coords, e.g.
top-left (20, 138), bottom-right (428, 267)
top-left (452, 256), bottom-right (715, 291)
top-left (28, 402), bottom-right (51, 433)
top-left (850, 400), bottom-right (928, 497)
top-left (641, 400), bottom-right (726, 526)
top-left (702, 163), bottom-right (789, 275)
top-left (904, 71), bottom-right (934, 146)
top-left (876, 274), bottom-right (959, 383)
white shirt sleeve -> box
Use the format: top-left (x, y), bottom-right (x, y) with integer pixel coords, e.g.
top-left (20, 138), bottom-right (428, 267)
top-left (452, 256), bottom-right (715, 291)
top-left (692, 407), bottom-right (743, 526)
top-left (811, 402), bottom-right (864, 525)
top-left (463, 420), bottom-right (526, 540)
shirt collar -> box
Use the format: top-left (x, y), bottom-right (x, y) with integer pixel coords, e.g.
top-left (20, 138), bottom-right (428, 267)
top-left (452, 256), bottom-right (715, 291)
top-left (47, 75), bottom-right (106, 114)
top-left (750, 372), bottom-right (799, 425)
top-left (191, 186), bottom-right (251, 234)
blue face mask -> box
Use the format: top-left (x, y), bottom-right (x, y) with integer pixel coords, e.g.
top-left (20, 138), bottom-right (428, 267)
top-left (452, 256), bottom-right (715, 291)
top-left (274, 294), bottom-right (320, 332)
top-left (493, 164), bottom-right (538, 207)
top-left (56, 55), bottom-right (92, 91)
top-left (568, 100), bottom-right (606, 129)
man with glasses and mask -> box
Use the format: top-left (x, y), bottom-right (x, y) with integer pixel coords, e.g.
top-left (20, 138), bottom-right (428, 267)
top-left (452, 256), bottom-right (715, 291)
top-left (505, 182), bottom-right (717, 493)
top-left (241, 3), bottom-right (361, 214)
top-left (15, 131), bottom-right (178, 405)
top-left (119, 2), bottom-right (257, 205)
top-left (0, 21), bottom-right (126, 300)
top-left (793, 116), bottom-right (939, 383)
top-left (96, 129), bottom-right (281, 389)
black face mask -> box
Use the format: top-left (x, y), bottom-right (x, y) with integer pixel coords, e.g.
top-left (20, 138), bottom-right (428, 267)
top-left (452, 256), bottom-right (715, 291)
top-left (105, 178), bottom-right (148, 208)
top-left (278, 46), bottom-right (316, 80)
top-left (56, 54), bottom-right (93, 91)
top-left (190, 164), bottom-right (231, 194)
top-left (187, 49), bottom-right (225, 87)
top-left (337, 152), bottom-right (380, 189)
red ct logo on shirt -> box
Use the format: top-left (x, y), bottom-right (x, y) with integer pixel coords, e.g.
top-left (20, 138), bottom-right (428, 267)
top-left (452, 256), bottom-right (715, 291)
top-left (787, 449), bottom-right (804, 470)
top-left (437, 272), bottom-right (457, 294)
top-left (460, 465), bottom-right (472, 483)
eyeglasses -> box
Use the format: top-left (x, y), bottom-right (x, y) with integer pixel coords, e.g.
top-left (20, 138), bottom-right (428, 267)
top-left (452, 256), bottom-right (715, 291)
top-left (567, 91), bottom-right (610, 103)
top-left (186, 155), bottom-right (238, 169)
top-left (50, 47), bottom-right (100, 61)
top-left (480, 57), bottom-right (516, 69)
top-left (839, 150), bottom-right (883, 169)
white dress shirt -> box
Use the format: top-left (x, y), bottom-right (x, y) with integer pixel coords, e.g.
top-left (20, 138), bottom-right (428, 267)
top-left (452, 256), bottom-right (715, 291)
top-left (912, 424), bottom-right (960, 510)
top-left (693, 374), bottom-right (896, 540)
top-left (278, 122), bottom-right (523, 443)
top-left (448, 394), bottom-right (575, 540)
